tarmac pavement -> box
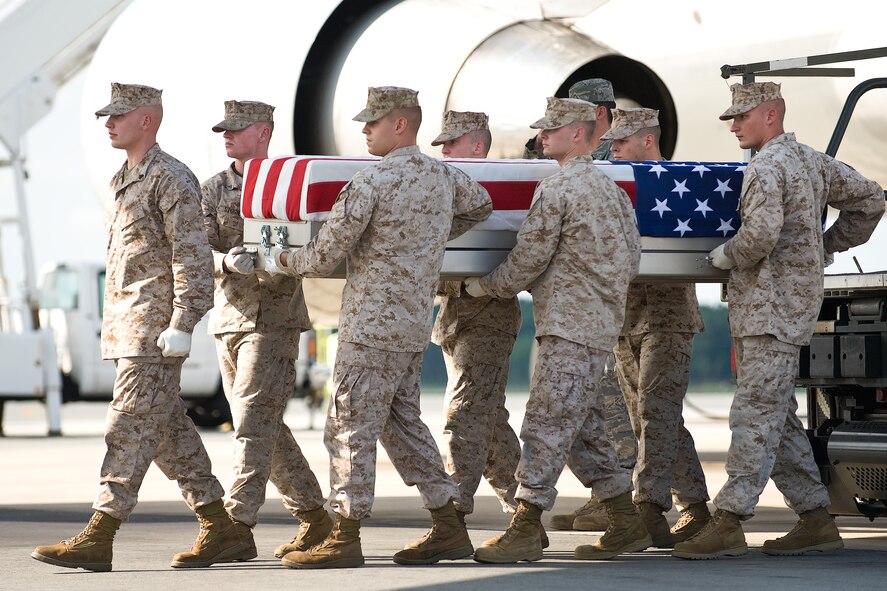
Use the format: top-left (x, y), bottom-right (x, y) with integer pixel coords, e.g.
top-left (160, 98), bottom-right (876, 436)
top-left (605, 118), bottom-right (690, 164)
top-left (1, 391), bottom-right (885, 590)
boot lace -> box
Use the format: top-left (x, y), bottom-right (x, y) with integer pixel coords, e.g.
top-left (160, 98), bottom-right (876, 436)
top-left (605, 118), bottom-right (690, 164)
top-left (63, 513), bottom-right (103, 545)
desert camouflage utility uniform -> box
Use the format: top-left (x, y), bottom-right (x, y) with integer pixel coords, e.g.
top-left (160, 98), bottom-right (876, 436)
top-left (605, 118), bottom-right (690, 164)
top-left (201, 163), bottom-right (324, 526)
top-left (288, 145), bottom-right (492, 520)
top-left (95, 143), bottom-right (222, 520)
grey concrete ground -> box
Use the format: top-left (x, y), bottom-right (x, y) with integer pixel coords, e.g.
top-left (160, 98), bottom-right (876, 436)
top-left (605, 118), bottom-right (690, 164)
top-left (1, 392), bottom-right (885, 590)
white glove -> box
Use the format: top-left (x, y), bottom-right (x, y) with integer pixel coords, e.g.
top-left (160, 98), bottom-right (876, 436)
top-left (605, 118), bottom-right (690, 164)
top-left (223, 246), bottom-right (255, 274)
top-left (261, 254), bottom-right (283, 276)
top-left (824, 251), bottom-right (835, 268)
top-left (156, 326), bottom-right (192, 357)
top-left (463, 277), bottom-right (487, 298)
top-left (708, 243), bottom-right (735, 270)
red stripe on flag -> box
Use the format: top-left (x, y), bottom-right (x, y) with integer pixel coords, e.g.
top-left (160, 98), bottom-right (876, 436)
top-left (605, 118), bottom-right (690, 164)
top-left (305, 181), bottom-right (349, 214)
top-left (287, 159), bottom-right (312, 221)
top-left (480, 181), bottom-right (538, 210)
top-left (617, 181), bottom-right (637, 206)
top-left (261, 159), bottom-right (289, 218)
top-left (241, 160), bottom-right (263, 218)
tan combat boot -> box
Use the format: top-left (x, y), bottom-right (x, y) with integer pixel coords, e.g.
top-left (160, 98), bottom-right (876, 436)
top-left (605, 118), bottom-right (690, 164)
top-left (574, 492), bottom-right (652, 560)
top-left (762, 507), bottom-right (843, 556)
top-left (31, 511), bottom-right (120, 572)
top-left (170, 499), bottom-right (248, 568)
top-left (393, 500), bottom-right (473, 565)
top-left (228, 520), bottom-right (258, 562)
top-left (281, 514), bottom-right (364, 569)
top-left (273, 506), bottom-right (334, 558)
top-left (473, 500), bottom-right (544, 564)
top-left (672, 509), bottom-right (747, 559)
top-left (551, 493), bottom-right (607, 531)
top-left (670, 502), bottom-right (711, 543)
top-left (638, 501), bottom-right (675, 548)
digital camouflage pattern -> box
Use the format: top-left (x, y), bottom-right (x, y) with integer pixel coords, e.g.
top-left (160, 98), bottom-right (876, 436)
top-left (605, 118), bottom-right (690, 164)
top-left (95, 82), bottom-right (162, 116)
top-left (201, 164), bottom-right (310, 336)
top-left (719, 81), bottom-right (782, 120)
top-left (202, 160), bottom-right (322, 528)
top-left (325, 342), bottom-right (459, 520)
top-left (530, 97), bottom-right (598, 130)
top-left (714, 336), bottom-right (829, 517)
top-left (212, 100), bottom-right (274, 132)
top-left (615, 331), bottom-right (708, 510)
top-left (600, 108), bottom-right (660, 141)
top-left (352, 86), bottom-right (420, 122)
top-left (288, 145), bottom-right (492, 352)
top-left (215, 331), bottom-right (324, 526)
top-left (723, 133), bottom-right (884, 346)
top-left (93, 358), bottom-right (224, 520)
top-left (568, 78), bottom-right (615, 104)
top-left (440, 325), bottom-right (520, 514)
top-left (621, 283), bottom-right (703, 335)
top-left (591, 139), bottom-right (613, 161)
top-left (516, 337), bottom-right (632, 510)
top-left (102, 144), bottom-right (213, 359)
top-left (716, 130), bottom-right (883, 517)
top-left (432, 110), bottom-right (489, 146)
top-left (477, 154), bottom-right (641, 352)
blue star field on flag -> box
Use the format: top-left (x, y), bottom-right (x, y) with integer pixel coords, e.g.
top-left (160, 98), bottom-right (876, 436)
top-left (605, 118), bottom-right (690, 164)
top-left (626, 161), bottom-right (747, 238)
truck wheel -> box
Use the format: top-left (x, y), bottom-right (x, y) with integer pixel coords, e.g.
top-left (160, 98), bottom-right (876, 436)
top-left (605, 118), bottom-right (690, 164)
top-left (185, 384), bottom-right (233, 429)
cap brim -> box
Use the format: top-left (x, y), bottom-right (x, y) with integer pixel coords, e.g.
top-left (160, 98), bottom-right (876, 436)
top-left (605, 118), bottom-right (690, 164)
top-left (211, 119), bottom-right (252, 133)
top-left (600, 126), bottom-right (636, 140)
top-left (95, 102), bottom-right (134, 117)
top-left (353, 108), bottom-right (388, 123)
top-left (431, 130), bottom-right (461, 146)
top-left (719, 102), bottom-right (755, 121)
top-left (529, 116), bottom-right (565, 130)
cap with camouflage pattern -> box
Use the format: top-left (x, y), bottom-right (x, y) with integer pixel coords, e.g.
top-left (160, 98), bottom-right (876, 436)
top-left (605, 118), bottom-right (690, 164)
top-left (212, 100), bottom-right (275, 132)
top-left (353, 86), bottom-right (420, 122)
top-left (431, 110), bottom-right (489, 146)
top-left (95, 82), bottom-right (162, 117)
top-left (568, 78), bottom-right (615, 104)
top-left (719, 81), bottom-right (782, 120)
top-left (600, 107), bottom-right (660, 140)
top-left (530, 97), bottom-right (598, 130)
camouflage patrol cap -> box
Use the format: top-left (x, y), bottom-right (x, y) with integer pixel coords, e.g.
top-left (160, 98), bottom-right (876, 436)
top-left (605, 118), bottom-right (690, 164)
top-left (353, 86), bottom-right (420, 122)
top-left (600, 107), bottom-right (660, 140)
top-left (530, 97), bottom-right (597, 130)
top-left (568, 78), bottom-right (615, 104)
top-left (431, 110), bottom-right (489, 146)
top-left (719, 81), bottom-right (782, 120)
top-left (95, 82), bottom-right (162, 117)
top-left (212, 100), bottom-right (275, 132)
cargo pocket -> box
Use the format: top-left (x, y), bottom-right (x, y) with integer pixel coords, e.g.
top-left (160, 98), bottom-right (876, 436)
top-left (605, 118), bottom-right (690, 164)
top-left (116, 201), bottom-right (154, 289)
top-left (329, 363), bottom-right (388, 423)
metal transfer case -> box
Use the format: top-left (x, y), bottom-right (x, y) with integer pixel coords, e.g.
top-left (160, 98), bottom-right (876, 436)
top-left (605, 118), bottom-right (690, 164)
top-left (241, 156), bottom-right (746, 282)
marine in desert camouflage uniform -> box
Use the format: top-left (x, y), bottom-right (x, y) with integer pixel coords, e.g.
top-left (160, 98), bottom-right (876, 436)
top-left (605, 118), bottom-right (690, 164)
top-left (270, 87), bottom-right (492, 569)
top-left (466, 97), bottom-right (651, 564)
top-left (604, 108), bottom-right (711, 547)
top-left (549, 78), bottom-right (639, 533)
top-left (32, 83), bottom-right (247, 573)
top-left (431, 110), bottom-right (522, 521)
top-left (674, 82), bottom-right (885, 560)
top-left (200, 100), bottom-right (331, 561)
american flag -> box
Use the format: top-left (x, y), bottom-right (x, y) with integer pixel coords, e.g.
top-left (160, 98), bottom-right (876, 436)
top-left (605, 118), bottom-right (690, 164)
top-left (627, 160), bottom-right (746, 238)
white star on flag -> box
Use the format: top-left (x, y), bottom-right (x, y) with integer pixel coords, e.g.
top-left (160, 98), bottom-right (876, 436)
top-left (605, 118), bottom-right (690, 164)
top-left (735, 165), bottom-right (747, 172)
top-left (648, 163), bottom-right (667, 178)
top-left (672, 179), bottom-right (690, 198)
top-left (714, 178), bottom-right (733, 198)
top-left (651, 198), bottom-right (671, 218)
top-left (692, 164), bottom-right (711, 177)
top-left (695, 198), bottom-right (713, 218)
top-left (717, 218), bottom-right (736, 236)
top-left (674, 218), bottom-right (692, 236)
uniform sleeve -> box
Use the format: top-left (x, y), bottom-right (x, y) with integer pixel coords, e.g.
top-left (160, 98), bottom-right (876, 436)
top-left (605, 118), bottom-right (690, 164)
top-left (199, 179), bottom-right (227, 276)
top-left (478, 185), bottom-right (562, 297)
top-left (161, 177), bottom-right (214, 333)
top-left (448, 169), bottom-right (492, 240)
top-left (289, 177), bottom-right (375, 276)
top-left (822, 156), bottom-right (885, 254)
top-left (723, 168), bottom-right (783, 269)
